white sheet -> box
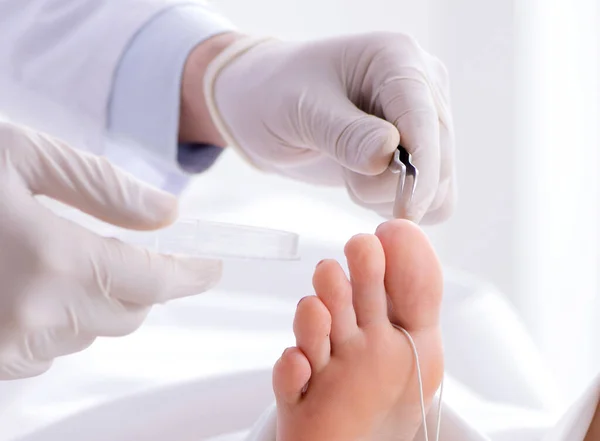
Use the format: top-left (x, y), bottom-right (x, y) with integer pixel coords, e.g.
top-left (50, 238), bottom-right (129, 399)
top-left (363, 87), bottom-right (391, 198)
top-left (2, 271), bottom-right (578, 441)
top-left (10, 369), bottom-right (598, 441)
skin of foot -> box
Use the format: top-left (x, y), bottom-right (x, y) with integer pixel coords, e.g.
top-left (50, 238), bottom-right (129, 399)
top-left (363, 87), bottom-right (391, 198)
top-left (272, 219), bottom-right (444, 441)
top-left (584, 397), bottom-right (600, 441)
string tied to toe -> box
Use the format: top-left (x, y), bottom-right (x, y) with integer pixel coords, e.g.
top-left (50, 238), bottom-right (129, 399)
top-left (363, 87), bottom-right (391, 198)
top-left (392, 324), bottom-right (444, 441)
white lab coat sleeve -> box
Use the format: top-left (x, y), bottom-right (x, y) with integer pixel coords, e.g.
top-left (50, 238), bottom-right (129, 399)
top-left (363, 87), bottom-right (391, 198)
top-left (0, 1), bottom-right (233, 192)
top-left (108, 4), bottom-right (234, 189)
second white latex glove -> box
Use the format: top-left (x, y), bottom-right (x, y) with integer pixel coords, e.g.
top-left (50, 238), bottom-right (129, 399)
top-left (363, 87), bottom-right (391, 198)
top-left (204, 33), bottom-right (455, 223)
top-left (0, 122), bottom-right (222, 380)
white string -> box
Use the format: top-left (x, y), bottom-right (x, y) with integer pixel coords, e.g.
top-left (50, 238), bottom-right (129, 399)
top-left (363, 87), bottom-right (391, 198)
top-left (435, 380), bottom-right (444, 440)
top-left (392, 324), bottom-right (444, 441)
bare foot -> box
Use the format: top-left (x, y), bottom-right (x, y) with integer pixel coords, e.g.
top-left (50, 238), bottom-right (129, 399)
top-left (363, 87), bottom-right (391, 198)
top-left (272, 220), bottom-right (444, 441)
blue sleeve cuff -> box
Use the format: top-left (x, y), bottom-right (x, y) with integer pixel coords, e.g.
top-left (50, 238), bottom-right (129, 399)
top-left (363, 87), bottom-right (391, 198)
top-left (107, 4), bottom-right (235, 174)
top-left (177, 142), bottom-right (224, 173)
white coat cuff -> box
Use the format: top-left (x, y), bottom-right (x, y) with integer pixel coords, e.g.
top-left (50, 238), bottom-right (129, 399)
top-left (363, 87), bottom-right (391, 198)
top-left (107, 4), bottom-right (235, 172)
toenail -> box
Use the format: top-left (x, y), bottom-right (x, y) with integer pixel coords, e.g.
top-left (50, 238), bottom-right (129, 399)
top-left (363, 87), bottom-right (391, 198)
top-left (301, 382), bottom-right (309, 395)
top-left (297, 296), bottom-right (307, 307)
top-left (316, 260), bottom-right (325, 268)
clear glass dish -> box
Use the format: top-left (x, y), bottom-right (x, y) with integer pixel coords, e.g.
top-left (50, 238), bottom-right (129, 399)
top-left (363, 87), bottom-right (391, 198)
top-left (58, 209), bottom-right (300, 261)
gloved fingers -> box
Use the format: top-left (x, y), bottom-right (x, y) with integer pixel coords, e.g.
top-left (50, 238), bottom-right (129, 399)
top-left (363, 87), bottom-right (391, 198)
top-left (424, 52), bottom-right (456, 221)
top-left (0, 330), bottom-right (94, 380)
top-left (419, 117), bottom-right (456, 224)
top-left (275, 157), bottom-right (346, 186)
top-left (425, 53), bottom-right (451, 99)
top-left (342, 97), bottom-right (452, 222)
top-left (85, 234), bottom-right (223, 306)
top-left (306, 93), bottom-right (399, 176)
top-left (343, 168), bottom-right (397, 205)
top-left (15, 277), bottom-right (152, 337)
top-left (15, 207), bottom-right (221, 311)
top-left (345, 184), bottom-right (394, 219)
top-left (0, 288), bottom-right (148, 378)
top-left (26, 328), bottom-right (97, 359)
top-left (0, 327), bottom-right (55, 379)
top-left (378, 75), bottom-right (441, 222)
top-left (420, 178), bottom-right (456, 225)
top-left (68, 295), bottom-right (151, 337)
top-left (0, 353), bottom-right (52, 380)
top-left (5, 123), bottom-right (178, 230)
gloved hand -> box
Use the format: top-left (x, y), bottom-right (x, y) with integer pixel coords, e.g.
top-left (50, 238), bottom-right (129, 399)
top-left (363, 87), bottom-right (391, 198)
top-left (203, 32), bottom-right (455, 223)
top-left (0, 122), bottom-right (222, 380)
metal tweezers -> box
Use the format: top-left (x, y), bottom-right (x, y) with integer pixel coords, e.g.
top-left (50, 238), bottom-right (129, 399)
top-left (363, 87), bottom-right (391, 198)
top-left (389, 146), bottom-right (418, 219)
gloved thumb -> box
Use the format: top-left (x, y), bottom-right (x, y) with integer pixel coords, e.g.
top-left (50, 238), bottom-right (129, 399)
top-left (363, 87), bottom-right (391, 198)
top-left (10, 125), bottom-right (177, 230)
top-left (309, 98), bottom-right (400, 175)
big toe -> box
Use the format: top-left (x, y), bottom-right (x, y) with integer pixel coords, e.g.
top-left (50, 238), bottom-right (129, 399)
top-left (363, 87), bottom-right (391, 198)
top-left (375, 220), bottom-right (443, 332)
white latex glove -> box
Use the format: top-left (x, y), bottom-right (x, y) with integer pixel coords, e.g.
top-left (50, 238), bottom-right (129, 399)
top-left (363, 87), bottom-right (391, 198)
top-left (204, 33), bottom-right (455, 223)
top-left (0, 122), bottom-right (222, 380)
